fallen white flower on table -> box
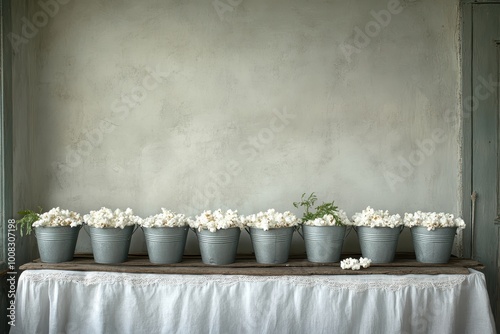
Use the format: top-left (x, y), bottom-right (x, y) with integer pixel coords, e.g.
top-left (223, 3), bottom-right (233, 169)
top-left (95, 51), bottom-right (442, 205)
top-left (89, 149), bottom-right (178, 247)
top-left (359, 257), bottom-right (372, 268)
top-left (340, 257), bottom-right (372, 271)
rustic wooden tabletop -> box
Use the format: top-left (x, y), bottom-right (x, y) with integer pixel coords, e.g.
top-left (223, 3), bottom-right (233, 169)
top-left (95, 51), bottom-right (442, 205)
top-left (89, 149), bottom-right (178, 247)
top-left (19, 253), bottom-right (484, 276)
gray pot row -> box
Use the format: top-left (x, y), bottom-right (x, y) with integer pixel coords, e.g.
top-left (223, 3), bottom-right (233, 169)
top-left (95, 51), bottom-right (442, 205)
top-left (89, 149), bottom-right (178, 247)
top-left (34, 225), bottom-right (458, 265)
top-left (355, 226), bottom-right (457, 264)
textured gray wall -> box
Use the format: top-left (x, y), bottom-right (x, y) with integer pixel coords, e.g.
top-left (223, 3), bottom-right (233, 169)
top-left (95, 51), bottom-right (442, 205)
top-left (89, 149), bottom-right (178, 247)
top-left (13, 0), bottom-right (461, 256)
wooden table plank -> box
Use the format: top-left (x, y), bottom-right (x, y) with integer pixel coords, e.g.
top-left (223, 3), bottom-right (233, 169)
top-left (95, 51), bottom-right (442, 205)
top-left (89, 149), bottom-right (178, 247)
top-left (19, 253), bottom-right (484, 276)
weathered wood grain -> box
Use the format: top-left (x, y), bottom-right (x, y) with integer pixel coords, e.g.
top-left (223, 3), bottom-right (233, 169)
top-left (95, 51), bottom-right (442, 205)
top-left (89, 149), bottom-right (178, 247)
top-left (19, 253), bottom-right (484, 276)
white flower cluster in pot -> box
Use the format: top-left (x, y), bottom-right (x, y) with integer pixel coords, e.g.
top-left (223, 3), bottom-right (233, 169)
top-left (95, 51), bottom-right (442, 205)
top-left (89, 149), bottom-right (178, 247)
top-left (190, 209), bottom-right (243, 232)
top-left (302, 210), bottom-right (351, 226)
top-left (140, 208), bottom-right (191, 228)
top-left (340, 257), bottom-right (372, 270)
top-left (404, 211), bottom-right (466, 231)
top-left (32, 207), bottom-right (82, 228)
top-left (351, 206), bottom-right (402, 228)
top-left (84, 207), bottom-right (142, 229)
top-left (244, 209), bottom-right (300, 231)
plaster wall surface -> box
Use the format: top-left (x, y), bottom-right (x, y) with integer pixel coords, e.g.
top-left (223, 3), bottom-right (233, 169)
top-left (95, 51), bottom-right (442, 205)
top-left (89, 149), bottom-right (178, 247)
top-left (14, 0), bottom-right (461, 255)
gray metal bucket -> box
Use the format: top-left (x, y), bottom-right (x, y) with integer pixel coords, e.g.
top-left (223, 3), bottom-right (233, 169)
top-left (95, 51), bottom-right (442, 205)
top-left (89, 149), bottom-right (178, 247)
top-left (196, 227), bottom-right (241, 265)
top-left (143, 226), bottom-right (189, 264)
top-left (356, 226), bottom-right (403, 263)
top-left (302, 225), bottom-right (347, 263)
top-left (249, 227), bottom-right (294, 264)
top-left (411, 226), bottom-right (457, 263)
top-left (88, 225), bottom-right (136, 264)
top-left (35, 226), bottom-right (81, 263)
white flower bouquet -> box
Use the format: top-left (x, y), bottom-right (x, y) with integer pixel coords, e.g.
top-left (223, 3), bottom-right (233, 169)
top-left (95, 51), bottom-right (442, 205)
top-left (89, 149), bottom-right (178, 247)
top-left (302, 211), bottom-right (351, 226)
top-left (17, 207), bottom-right (83, 236)
top-left (190, 209), bottom-right (243, 232)
top-left (33, 207), bottom-right (82, 228)
top-left (293, 193), bottom-right (350, 226)
top-left (404, 211), bottom-right (466, 231)
top-left (351, 206), bottom-right (402, 228)
top-left (140, 208), bottom-right (191, 228)
top-left (244, 209), bottom-right (300, 231)
top-left (84, 207), bottom-right (142, 229)
top-left (16, 207), bottom-right (83, 263)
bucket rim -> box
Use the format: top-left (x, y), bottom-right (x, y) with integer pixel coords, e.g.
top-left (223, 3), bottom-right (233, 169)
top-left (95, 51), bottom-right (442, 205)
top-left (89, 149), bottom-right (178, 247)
top-left (142, 225), bottom-right (189, 230)
top-left (34, 225), bottom-right (82, 230)
top-left (354, 225), bottom-right (404, 233)
top-left (88, 225), bottom-right (136, 230)
top-left (249, 226), bottom-right (296, 230)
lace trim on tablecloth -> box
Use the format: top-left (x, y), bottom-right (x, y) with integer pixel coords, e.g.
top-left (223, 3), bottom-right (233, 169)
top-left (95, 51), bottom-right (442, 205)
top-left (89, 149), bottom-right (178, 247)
top-left (22, 270), bottom-right (469, 292)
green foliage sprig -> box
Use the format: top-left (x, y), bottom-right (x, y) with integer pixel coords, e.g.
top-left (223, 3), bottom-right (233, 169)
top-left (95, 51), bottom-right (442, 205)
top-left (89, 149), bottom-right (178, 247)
top-left (293, 193), bottom-right (343, 226)
top-left (16, 207), bottom-right (43, 236)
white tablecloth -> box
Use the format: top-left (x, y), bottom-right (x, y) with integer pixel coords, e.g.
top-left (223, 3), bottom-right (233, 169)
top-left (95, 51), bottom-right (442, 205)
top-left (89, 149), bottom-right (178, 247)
top-left (11, 269), bottom-right (495, 334)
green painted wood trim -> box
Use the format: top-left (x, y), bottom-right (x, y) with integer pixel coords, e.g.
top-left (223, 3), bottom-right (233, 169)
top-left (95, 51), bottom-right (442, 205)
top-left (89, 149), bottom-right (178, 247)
top-left (470, 4), bottom-right (500, 329)
top-left (461, 0), bottom-right (473, 258)
top-left (0, 0), bottom-right (13, 268)
top-left (466, 1), bottom-right (500, 4)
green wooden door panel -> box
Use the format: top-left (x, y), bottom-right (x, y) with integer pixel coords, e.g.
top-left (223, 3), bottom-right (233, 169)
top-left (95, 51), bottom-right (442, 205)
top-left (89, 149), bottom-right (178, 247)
top-left (471, 3), bottom-right (500, 330)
